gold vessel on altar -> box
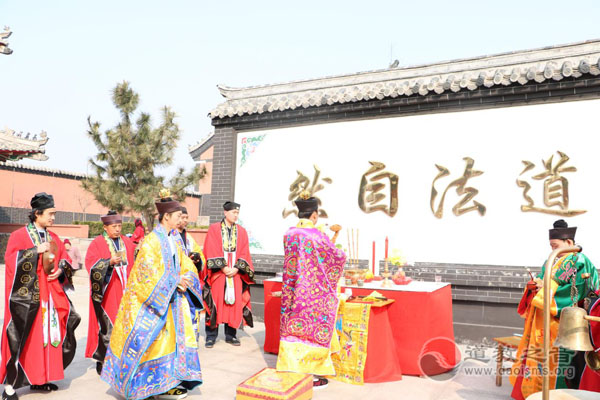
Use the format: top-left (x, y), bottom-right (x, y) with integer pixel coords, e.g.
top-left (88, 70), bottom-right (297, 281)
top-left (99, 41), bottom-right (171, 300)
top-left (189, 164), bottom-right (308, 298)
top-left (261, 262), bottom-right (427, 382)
top-left (380, 258), bottom-right (393, 288)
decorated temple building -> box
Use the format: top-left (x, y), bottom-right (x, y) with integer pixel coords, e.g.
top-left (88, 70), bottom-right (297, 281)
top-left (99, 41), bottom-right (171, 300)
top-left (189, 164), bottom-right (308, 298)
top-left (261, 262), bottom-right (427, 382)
top-left (0, 128), bottom-right (49, 162)
top-left (0, 27), bottom-right (12, 55)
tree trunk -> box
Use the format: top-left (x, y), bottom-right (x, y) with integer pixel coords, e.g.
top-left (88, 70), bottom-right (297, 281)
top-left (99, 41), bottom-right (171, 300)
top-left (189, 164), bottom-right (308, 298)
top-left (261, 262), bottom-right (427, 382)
top-left (143, 210), bottom-right (156, 232)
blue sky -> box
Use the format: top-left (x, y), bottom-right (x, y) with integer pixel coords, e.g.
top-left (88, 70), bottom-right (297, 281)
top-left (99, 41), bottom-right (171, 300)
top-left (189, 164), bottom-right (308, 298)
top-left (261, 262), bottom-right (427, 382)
top-left (1, 0), bottom-right (600, 177)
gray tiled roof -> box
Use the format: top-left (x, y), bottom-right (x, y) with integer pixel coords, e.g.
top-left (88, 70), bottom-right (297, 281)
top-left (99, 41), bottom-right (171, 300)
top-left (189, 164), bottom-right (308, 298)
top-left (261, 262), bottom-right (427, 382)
top-left (0, 160), bottom-right (86, 177)
top-left (210, 39), bottom-right (600, 120)
top-left (0, 128), bottom-right (48, 161)
top-left (188, 131), bottom-right (214, 154)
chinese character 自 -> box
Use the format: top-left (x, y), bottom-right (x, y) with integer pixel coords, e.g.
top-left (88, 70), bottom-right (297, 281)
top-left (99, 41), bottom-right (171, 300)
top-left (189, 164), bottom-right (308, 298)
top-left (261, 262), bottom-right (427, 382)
top-left (358, 161), bottom-right (399, 217)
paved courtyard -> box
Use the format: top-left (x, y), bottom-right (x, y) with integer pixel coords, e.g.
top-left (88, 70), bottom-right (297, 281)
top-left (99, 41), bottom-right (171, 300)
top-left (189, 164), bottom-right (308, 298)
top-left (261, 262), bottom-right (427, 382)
top-left (0, 264), bottom-right (513, 399)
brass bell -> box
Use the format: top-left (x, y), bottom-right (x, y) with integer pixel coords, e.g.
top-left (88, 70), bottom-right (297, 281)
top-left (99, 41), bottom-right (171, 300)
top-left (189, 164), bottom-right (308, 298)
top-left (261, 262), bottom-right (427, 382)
top-left (585, 350), bottom-right (600, 371)
top-left (41, 241), bottom-right (59, 275)
top-left (555, 306), bottom-right (594, 351)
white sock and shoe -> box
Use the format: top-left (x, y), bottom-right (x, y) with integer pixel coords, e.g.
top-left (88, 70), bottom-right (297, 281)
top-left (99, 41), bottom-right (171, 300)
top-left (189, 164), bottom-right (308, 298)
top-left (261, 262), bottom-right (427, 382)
top-left (2, 385), bottom-right (18, 400)
top-left (312, 376), bottom-right (328, 389)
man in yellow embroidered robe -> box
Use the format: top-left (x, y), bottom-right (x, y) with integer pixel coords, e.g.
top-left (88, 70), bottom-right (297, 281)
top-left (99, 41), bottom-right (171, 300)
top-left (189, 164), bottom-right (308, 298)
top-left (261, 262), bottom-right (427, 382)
top-left (101, 196), bottom-right (203, 400)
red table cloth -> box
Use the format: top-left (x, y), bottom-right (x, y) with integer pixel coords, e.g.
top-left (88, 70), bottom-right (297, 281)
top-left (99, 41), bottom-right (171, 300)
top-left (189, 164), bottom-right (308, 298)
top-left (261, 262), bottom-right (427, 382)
top-left (263, 279), bottom-right (456, 377)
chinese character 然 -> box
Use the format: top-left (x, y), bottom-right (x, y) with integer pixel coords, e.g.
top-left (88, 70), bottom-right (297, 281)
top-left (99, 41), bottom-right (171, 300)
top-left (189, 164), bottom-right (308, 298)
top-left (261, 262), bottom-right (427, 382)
top-left (282, 165), bottom-right (332, 218)
top-left (358, 161), bottom-right (399, 217)
top-left (430, 157), bottom-right (486, 219)
top-left (516, 151), bottom-right (586, 216)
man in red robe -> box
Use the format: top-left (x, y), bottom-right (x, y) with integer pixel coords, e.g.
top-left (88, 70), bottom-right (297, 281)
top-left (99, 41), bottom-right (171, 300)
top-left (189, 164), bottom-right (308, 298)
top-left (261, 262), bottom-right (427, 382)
top-left (84, 211), bottom-right (135, 376)
top-left (1, 193), bottom-right (80, 400)
top-left (201, 201), bottom-right (254, 347)
top-left (131, 218), bottom-right (145, 253)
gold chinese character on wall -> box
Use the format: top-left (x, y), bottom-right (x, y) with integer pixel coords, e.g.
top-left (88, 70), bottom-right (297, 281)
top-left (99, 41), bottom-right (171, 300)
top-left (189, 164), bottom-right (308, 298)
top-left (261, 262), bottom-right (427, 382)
top-left (282, 164), bottom-right (332, 218)
top-left (430, 157), bottom-right (486, 219)
top-left (358, 161), bottom-right (399, 217)
top-left (516, 150), bottom-right (586, 216)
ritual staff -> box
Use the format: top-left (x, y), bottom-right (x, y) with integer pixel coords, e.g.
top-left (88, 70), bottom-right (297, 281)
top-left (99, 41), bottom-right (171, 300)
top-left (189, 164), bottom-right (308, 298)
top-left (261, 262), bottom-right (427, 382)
top-left (510, 220), bottom-right (599, 400)
top-left (276, 191), bottom-right (346, 389)
top-left (0, 193), bottom-right (80, 400)
top-left (84, 211), bottom-right (135, 375)
top-left (101, 191), bottom-right (203, 400)
top-left (202, 201), bottom-right (254, 348)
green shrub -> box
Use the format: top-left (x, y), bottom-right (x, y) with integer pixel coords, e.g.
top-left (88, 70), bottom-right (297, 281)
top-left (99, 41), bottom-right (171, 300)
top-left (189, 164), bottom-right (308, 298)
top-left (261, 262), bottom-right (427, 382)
top-left (73, 221), bottom-right (136, 238)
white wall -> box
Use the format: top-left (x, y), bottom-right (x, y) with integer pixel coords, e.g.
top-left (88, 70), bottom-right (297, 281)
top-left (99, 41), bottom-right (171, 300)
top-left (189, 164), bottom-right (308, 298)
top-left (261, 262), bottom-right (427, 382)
top-left (234, 99), bottom-right (600, 269)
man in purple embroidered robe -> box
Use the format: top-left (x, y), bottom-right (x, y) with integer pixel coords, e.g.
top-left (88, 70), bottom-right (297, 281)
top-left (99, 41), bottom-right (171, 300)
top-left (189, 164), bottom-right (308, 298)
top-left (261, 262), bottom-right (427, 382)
top-left (276, 192), bottom-right (346, 390)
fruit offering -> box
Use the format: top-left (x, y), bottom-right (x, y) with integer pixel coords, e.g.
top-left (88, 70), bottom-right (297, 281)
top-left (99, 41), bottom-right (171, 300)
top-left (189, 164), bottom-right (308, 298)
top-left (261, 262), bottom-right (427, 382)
top-left (392, 269), bottom-right (412, 285)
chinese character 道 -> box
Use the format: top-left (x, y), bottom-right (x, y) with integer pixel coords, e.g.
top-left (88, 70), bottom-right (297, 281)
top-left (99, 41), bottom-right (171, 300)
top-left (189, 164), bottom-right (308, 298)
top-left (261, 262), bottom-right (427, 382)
top-left (516, 151), bottom-right (586, 217)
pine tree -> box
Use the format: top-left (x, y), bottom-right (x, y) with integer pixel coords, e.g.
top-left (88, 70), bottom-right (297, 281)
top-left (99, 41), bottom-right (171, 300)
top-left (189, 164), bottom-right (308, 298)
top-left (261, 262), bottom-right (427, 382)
top-left (82, 81), bottom-right (204, 230)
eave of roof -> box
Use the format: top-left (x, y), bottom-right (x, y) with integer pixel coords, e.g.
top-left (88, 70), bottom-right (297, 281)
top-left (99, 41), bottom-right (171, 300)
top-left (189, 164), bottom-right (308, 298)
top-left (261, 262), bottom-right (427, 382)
top-left (188, 132), bottom-right (214, 160)
top-left (0, 160), bottom-right (87, 178)
top-left (0, 128), bottom-right (49, 161)
top-left (210, 39), bottom-right (600, 119)
top-left (0, 161), bottom-right (202, 198)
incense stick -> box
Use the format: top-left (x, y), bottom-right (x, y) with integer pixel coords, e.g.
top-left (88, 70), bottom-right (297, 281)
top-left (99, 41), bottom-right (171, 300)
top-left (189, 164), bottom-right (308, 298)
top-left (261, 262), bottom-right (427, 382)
top-left (356, 229), bottom-right (359, 268)
top-left (351, 228), bottom-right (356, 267)
top-left (347, 229), bottom-right (352, 267)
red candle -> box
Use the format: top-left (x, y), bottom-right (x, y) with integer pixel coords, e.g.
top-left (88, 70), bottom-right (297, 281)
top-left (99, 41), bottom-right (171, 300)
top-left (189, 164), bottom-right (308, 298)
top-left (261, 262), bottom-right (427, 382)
top-left (372, 241), bottom-right (375, 274)
top-left (385, 236), bottom-right (389, 260)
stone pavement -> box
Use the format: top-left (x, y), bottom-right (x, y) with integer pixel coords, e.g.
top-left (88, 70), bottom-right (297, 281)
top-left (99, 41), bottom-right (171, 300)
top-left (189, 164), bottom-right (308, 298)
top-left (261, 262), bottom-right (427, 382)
top-left (0, 264), bottom-right (514, 399)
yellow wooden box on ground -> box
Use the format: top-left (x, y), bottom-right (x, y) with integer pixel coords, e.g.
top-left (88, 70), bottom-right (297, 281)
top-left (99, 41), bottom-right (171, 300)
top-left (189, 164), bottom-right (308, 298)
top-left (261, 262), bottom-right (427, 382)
top-left (236, 367), bottom-right (313, 400)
